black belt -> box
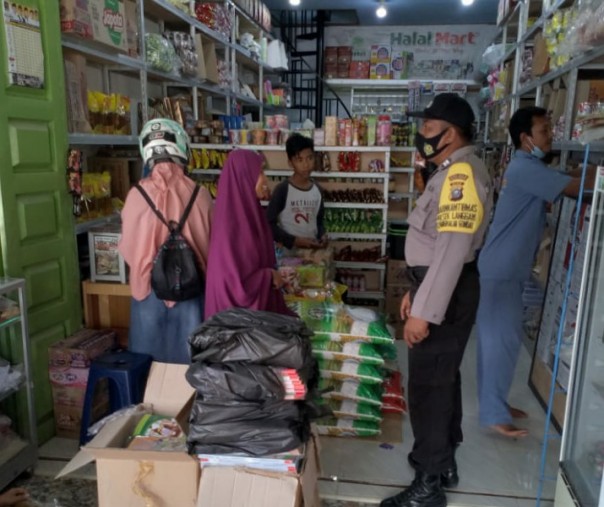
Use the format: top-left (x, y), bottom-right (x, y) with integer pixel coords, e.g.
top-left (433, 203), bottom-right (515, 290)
top-left (407, 260), bottom-right (477, 287)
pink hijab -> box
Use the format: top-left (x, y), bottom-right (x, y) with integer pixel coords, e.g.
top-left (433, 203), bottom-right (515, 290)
top-left (119, 162), bottom-right (212, 307)
top-left (204, 150), bottom-right (291, 318)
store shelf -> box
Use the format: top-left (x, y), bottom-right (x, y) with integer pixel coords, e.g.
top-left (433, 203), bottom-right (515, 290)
top-left (0, 376), bottom-right (25, 405)
top-left (390, 167), bottom-right (414, 174)
top-left (388, 218), bottom-right (408, 225)
top-left (263, 170), bottom-right (389, 179)
top-left (191, 169), bottom-right (222, 176)
top-left (325, 203), bottom-right (388, 210)
top-left (553, 141), bottom-right (604, 152)
top-left (317, 146), bottom-right (391, 153)
top-left (516, 45), bottom-right (604, 97)
top-left (334, 261), bottom-right (386, 271)
top-left (231, 91), bottom-right (263, 107)
top-left (229, 0), bottom-right (273, 40)
top-left (74, 214), bottom-right (120, 235)
top-left (346, 291), bottom-right (385, 300)
top-left (61, 35), bottom-right (144, 71)
top-left (390, 192), bottom-right (414, 199)
top-left (190, 143), bottom-right (284, 151)
top-left (327, 232), bottom-right (386, 240)
top-left (325, 79), bottom-right (478, 90)
top-left (143, 0), bottom-right (230, 46)
top-left (391, 147), bottom-right (416, 153)
top-left (0, 315), bottom-right (21, 333)
top-left (0, 440), bottom-right (36, 490)
top-left (233, 44), bottom-right (273, 72)
top-left (68, 133), bottom-right (139, 146)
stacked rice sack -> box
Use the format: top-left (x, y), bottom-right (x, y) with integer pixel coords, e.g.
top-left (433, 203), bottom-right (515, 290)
top-left (292, 301), bottom-right (401, 437)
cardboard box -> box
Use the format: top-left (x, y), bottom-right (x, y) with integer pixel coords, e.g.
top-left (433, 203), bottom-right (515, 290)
top-left (59, 362), bottom-right (320, 506)
top-left (54, 397), bottom-right (110, 439)
top-left (387, 260), bottom-right (408, 286)
top-left (532, 33), bottom-right (549, 77)
top-left (124, 0), bottom-right (138, 57)
top-left (370, 63), bottom-right (391, 80)
top-left (370, 45), bottom-right (391, 64)
top-left (60, 0), bottom-right (127, 53)
top-left (196, 434), bottom-right (320, 507)
top-left (49, 328), bottom-right (116, 369)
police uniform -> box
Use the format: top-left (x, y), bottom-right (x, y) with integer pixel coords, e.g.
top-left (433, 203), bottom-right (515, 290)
top-left (405, 145), bottom-right (493, 476)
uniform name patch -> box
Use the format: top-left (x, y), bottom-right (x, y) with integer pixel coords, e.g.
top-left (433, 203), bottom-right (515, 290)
top-left (437, 162), bottom-right (483, 233)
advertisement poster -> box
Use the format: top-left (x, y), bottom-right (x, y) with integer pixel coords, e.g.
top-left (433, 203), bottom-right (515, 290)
top-left (325, 25), bottom-right (496, 80)
top-left (2, 0), bottom-right (44, 88)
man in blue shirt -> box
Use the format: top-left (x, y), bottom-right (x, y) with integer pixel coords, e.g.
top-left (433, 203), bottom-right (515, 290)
top-left (476, 106), bottom-right (592, 438)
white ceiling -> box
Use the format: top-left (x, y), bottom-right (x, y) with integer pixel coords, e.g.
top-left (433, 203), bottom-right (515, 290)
top-left (264, 0), bottom-right (499, 26)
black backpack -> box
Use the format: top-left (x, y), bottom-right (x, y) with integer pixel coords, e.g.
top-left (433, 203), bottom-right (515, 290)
top-left (135, 183), bottom-right (204, 302)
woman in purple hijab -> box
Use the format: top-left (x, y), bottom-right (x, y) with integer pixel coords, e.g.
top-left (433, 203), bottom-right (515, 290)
top-left (204, 149), bottom-right (292, 318)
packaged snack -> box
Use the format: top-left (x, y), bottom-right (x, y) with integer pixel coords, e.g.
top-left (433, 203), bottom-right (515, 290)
top-left (316, 417), bottom-right (381, 437)
top-left (145, 33), bottom-right (180, 74)
top-left (317, 359), bottom-right (383, 384)
top-left (132, 414), bottom-right (184, 439)
top-left (319, 378), bottom-right (383, 406)
top-left (323, 399), bottom-right (382, 423)
top-left (312, 341), bottom-right (385, 366)
top-left (293, 302), bottom-right (393, 344)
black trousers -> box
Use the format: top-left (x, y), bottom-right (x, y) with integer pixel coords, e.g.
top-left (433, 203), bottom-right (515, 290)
top-left (407, 262), bottom-right (479, 476)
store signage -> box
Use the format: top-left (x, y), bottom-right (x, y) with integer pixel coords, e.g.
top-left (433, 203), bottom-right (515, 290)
top-left (325, 25), bottom-right (497, 80)
top-left (390, 31), bottom-right (478, 47)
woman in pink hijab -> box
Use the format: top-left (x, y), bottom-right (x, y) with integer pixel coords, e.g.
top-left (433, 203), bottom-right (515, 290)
top-left (204, 149), bottom-right (292, 318)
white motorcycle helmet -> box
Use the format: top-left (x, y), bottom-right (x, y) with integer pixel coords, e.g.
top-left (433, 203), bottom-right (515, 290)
top-left (139, 118), bottom-right (190, 169)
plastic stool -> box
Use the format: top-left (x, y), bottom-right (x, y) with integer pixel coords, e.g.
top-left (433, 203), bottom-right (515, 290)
top-left (79, 350), bottom-right (152, 444)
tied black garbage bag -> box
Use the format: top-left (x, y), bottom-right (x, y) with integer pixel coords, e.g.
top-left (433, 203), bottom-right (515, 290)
top-left (187, 419), bottom-right (308, 456)
top-left (189, 398), bottom-right (302, 426)
top-left (186, 362), bottom-right (285, 402)
top-left (189, 308), bottom-right (314, 370)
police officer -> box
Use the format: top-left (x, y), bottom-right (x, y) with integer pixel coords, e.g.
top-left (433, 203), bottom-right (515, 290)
top-left (381, 94), bottom-right (493, 507)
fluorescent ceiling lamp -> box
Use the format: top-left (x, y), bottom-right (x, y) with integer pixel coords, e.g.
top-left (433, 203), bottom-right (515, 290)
top-left (461, 0), bottom-right (474, 5)
top-left (376, 4), bottom-right (387, 18)
top-left (289, 0), bottom-right (301, 5)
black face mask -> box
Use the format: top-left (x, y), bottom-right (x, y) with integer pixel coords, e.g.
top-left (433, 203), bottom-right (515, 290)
top-left (415, 129), bottom-right (450, 160)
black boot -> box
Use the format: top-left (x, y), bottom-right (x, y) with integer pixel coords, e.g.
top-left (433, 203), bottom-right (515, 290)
top-left (407, 453), bottom-right (459, 489)
top-left (380, 472), bottom-right (446, 507)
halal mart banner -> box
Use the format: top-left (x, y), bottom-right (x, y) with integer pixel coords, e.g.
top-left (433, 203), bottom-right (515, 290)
top-left (325, 25), bottom-right (497, 80)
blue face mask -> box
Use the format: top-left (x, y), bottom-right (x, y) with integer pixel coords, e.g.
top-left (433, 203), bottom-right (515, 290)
top-left (529, 138), bottom-right (546, 159)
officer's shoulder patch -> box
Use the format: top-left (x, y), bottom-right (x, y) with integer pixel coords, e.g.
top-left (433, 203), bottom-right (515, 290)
top-left (437, 162), bottom-right (484, 234)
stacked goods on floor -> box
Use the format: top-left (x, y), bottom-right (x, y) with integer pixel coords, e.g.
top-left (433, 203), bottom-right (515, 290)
top-left (278, 247), bottom-right (338, 301)
top-left (186, 308), bottom-right (321, 459)
top-left (48, 329), bottom-right (116, 438)
top-left (292, 301), bottom-right (398, 437)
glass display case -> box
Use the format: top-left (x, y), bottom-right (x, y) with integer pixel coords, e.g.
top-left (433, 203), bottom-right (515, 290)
top-left (558, 167), bottom-right (604, 507)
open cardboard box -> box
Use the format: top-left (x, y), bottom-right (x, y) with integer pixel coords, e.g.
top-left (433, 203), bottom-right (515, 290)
top-left (58, 362), bottom-right (321, 507)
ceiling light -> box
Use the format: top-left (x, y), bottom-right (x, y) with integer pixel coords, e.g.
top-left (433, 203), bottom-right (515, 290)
top-left (461, 0), bottom-right (474, 5)
top-left (376, 3), bottom-right (387, 18)
top-left (289, 0), bottom-right (300, 5)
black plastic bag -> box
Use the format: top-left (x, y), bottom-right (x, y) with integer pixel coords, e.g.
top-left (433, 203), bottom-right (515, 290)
top-left (189, 398), bottom-right (302, 426)
top-left (189, 308), bottom-right (314, 369)
top-left (186, 362), bottom-right (285, 402)
top-left (187, 419), bottom-right (308, 456)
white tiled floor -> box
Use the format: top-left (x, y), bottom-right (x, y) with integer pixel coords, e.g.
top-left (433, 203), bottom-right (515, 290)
top-left (318, 334), bottom-right (560, 506)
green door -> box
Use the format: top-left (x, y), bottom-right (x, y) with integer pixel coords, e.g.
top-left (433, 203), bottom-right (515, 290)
top-left (0, 1), bottom-right (81, 442)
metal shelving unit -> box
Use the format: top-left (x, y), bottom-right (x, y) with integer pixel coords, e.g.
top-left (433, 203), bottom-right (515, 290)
top-left (0, 278), bottom-right (37, 490)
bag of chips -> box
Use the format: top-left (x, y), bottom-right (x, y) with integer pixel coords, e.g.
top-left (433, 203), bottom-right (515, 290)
top-left (322, 399), bottom-right (382, 423)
